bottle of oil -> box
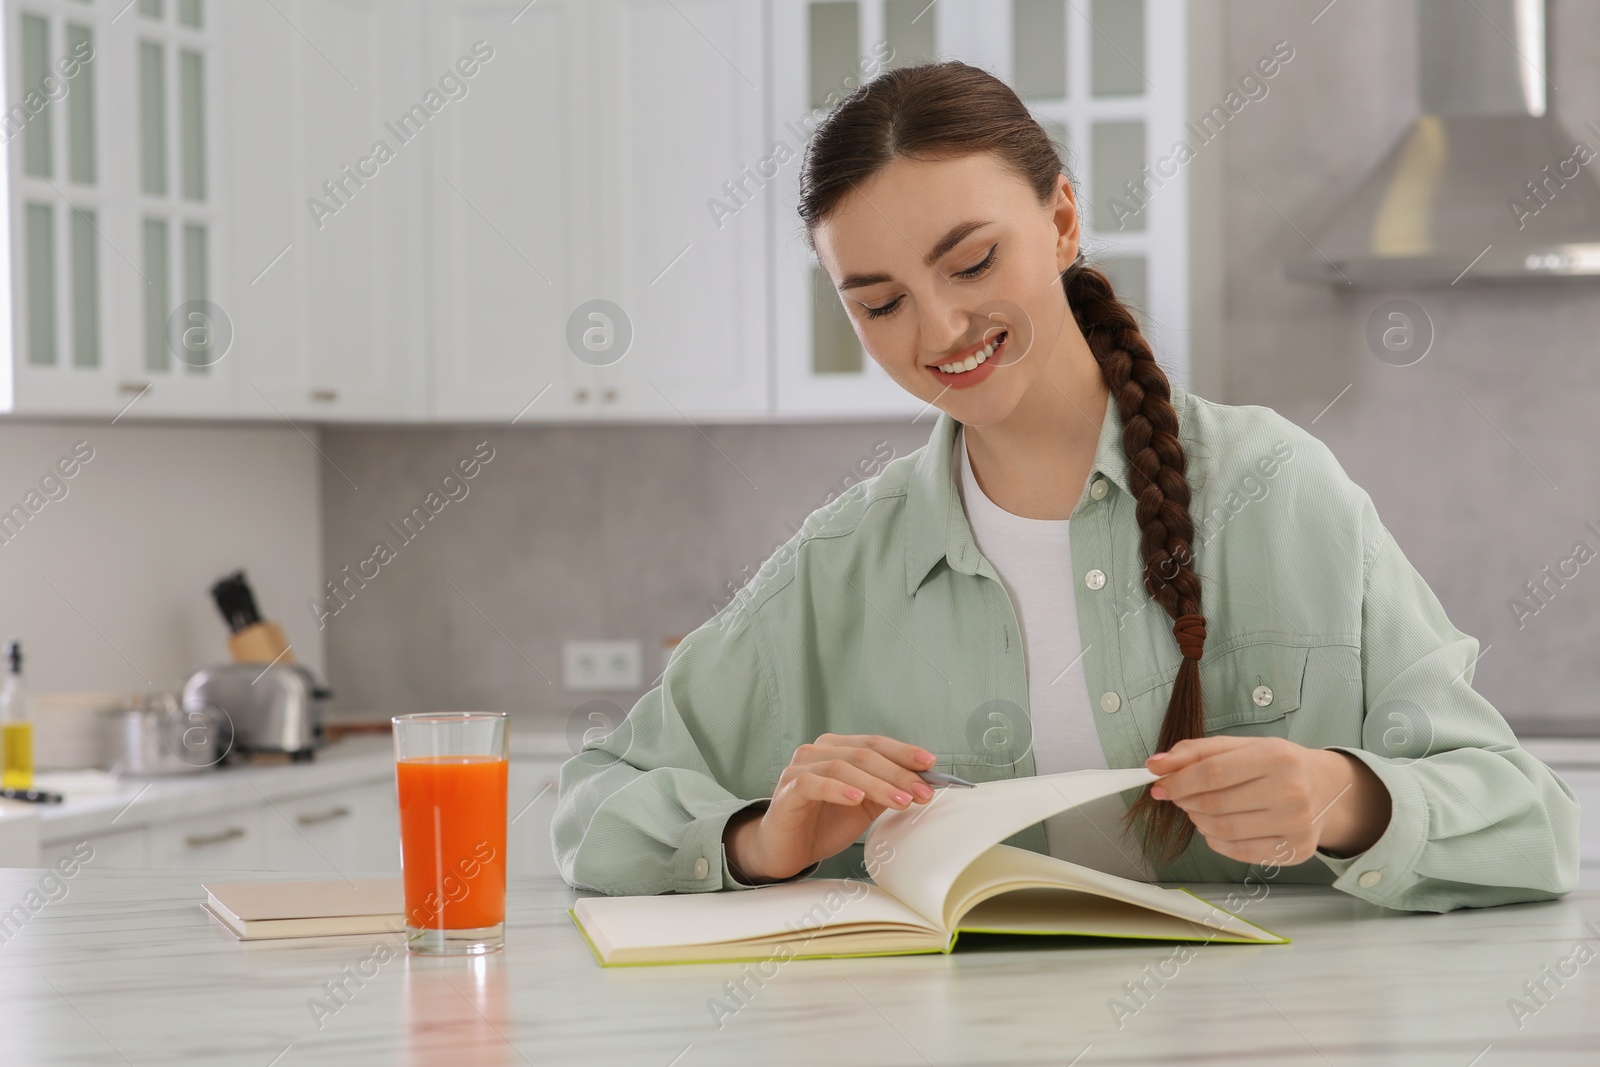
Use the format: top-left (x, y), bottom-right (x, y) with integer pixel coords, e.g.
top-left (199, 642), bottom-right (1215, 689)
top-left (1, 639), bottom-right (32, 791)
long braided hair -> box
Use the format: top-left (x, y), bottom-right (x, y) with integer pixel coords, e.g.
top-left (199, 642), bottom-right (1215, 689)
top-left (796, 60), bottom-right (1206, 862)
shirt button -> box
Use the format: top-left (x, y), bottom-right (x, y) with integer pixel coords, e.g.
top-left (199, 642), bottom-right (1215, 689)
top-left (694, 857), bottom-right (709, 880)
top-left (1089, 478), bottom-right (1108, 501)
top-left (1357, 870), bottom-right (1382, 889)
top-left (1084, 569), bottom-right (1107, 590)
top-left (1100, 691), bottom-right (1121, 713)
top-left (1252, 685), bottom-right (1274, 707)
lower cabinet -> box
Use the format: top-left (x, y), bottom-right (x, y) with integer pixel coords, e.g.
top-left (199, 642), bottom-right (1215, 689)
top-left (39, 760), bottom-right (567, 879)
top-left (44, 827), bottom-right (150, 871)
top-left (262, 781), bottom-right (403, 875)
top-left (508, 759), bottom-right (563, 880)
top-left (148, 808), bottom-right (270, 871)
top-left (1562, 769), bottom-right (1600, 889)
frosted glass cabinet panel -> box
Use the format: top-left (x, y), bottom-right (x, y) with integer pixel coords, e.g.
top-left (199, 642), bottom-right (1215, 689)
top-left (772, 0), bottom-right (932, 418)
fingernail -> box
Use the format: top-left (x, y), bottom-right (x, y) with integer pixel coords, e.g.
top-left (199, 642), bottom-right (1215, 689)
top-left (891, 791), bottom-right (912, 806)
top-left (912, 783), bottom-right (934, 801)
top-left (915, 749), bottom-right (936, 766)
top-left (1150, 785), bottom-right (1168, 800)
top-left (1148, 751), bottom-right (1169, 762)
top-left (844, 787), bottom-right (864, 801)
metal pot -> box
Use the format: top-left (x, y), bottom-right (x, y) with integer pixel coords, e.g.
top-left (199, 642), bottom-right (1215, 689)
top-left (109, 692), bottom-right (232, 775)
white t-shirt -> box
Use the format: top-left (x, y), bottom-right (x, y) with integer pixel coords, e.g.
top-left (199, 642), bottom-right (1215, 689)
top-left (956, 427), bottom-right (1154, 881)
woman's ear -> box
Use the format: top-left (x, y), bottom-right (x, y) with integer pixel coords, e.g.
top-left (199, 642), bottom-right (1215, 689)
top-left (1052, 175), bottom-right (1081, 274)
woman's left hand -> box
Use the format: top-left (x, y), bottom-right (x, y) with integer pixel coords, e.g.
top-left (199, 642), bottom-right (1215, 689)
top-left (1146, 737), bottom-right (1393, 866)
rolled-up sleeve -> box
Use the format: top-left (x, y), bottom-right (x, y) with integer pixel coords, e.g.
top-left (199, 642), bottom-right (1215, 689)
top-left (1314, 500), bottom-right (1580, 912)
top-left (552, 609), bottom-right (809, 895)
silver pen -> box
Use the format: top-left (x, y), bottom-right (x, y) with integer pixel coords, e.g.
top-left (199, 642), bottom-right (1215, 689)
top-left (917, 769), bottom-right (977, 789)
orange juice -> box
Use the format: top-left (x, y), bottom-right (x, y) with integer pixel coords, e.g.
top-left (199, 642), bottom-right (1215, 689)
top-left (396, 756), bottom-right (508, 931)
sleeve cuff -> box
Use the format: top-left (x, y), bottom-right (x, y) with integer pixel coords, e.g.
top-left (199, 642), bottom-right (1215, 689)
top-left (677, 798), bottom-right (819, 891)
top-left (1313, 746), bottom-right (1430, 907)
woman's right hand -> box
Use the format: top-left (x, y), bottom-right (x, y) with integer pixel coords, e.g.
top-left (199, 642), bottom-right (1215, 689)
top-left (722, 733), bottom-right (938, 883)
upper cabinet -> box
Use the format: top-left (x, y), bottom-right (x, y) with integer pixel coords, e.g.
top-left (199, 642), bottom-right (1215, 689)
top-left (226, 0), bottom-right (428, 422)
top-left (3, 0), bottom-right (235, 418)
top-left (585, 0), bottom-right (768, 421)
top-left (424, 0), bottom-right (590, 422)
top-left (0, 0), bottom-right (1189, 423)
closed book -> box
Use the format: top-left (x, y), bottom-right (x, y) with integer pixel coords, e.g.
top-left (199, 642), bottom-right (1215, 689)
top-left (202, 878), bottom-right (404, 940)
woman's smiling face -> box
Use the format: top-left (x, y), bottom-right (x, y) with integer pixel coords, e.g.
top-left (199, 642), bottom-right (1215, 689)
top-left (811, 151), bottom-right (1080, 427)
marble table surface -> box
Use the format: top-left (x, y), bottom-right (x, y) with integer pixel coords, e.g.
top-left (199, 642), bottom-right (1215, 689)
top-left (2, 868), bottom-right (1598, 1066)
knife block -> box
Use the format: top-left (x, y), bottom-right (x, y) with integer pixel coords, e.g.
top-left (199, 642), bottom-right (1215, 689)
top-left (227, 621), bottom-right (294, 665)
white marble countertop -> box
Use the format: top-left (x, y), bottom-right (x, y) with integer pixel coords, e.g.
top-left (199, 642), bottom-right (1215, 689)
top-left (2, 868), bottom-right (1597, 1065)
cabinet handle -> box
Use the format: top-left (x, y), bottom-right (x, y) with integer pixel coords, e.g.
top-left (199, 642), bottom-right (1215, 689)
top-left (574, 388), bottom-right (590, 403)
top-left (601, 387), bottom-right (618, 403)
top-left (184, 827), bottom-right (246, 848)
top-left (310, 388), bottom-right (339, 403)
top-left (118, 381), bottom-right (151, 395)
top-left (296, 805), bottom-right (351, 827)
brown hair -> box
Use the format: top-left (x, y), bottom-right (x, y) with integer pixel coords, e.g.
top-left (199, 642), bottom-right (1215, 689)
top-left (797, 60), bottom-right (1206, 863)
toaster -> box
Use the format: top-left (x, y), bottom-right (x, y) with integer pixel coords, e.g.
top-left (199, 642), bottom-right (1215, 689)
top-left (181, 664), bottom-right (330, 760)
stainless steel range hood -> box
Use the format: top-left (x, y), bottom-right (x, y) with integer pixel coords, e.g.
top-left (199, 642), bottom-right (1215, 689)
top-left (1288, 0), bottom-right (1600, 288)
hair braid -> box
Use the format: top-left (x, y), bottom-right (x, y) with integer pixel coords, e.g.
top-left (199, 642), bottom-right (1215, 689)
top-left (1065, 261), bottom-right (1206, 861)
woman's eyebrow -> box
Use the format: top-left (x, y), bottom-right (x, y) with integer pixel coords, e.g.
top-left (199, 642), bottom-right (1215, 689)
top-left (836, 219), bottom-right (994, 291)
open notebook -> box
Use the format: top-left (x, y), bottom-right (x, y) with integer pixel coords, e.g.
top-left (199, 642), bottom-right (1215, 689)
top-left (571, 767), bottom-right (1288, 965)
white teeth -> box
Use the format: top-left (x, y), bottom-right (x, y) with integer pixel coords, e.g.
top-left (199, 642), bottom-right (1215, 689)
top-left (938, 338), bottom-right (1000, 375)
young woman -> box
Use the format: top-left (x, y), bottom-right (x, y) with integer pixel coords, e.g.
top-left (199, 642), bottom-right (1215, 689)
top-left (553, 61), bottom-right (1577, 911)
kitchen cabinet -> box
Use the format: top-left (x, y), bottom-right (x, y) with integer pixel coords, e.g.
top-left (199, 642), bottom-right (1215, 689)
top-left (583, 0), bottom-right (769, 421)
top-left (225, 0), bottom-right (428, 422)
top-left (1562, 768), bottom-right (1600, 888)
top-left (3, 0), bottom-right (237, 418)
top-left (423, 0), bottom-right (590, 422)
top-left (3, 0), bottom-right (1194, 423)
top-left (507, 757), bottom-right (562, 879)
top-left (262, 779), bottom-right (401, 875)
top-left (146, 805), bottom-right (267, 871)
top-left (427, 0), bottom-right (768, 423)
top-left (43, 825), bottom-right (148, 870)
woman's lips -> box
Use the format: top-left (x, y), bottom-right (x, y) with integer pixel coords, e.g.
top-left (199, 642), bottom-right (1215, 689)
top-left (928, 332), bottom-right (1006, 390)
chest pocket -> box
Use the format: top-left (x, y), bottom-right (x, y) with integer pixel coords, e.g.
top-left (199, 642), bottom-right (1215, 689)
top-left (1198, 639), bottom-right (1310, 733)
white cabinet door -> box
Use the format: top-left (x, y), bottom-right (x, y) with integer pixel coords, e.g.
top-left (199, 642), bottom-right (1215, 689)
top-left (147, 805), bottom-right (267, 870)
top-left (424, 0), bottom-right (590, 422)
top-left (226, 0), bottom-right (427, 423)
top-left (1562, 769), bottom-right (1600, 889)
top-left (262, 779), bottom-right (401, 876)
top-left (584, 0), bottom-right (769, 422)
top-left (5, 0), bottom-right (236, 418)
top-left (768, 0), bottom-right (925, 419)
top-left (42, 827), bottom-right (149, 870)
top-left (507, 758), bottom-right (562, 879)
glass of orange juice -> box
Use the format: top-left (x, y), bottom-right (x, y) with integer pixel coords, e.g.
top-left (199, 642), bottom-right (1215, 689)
top-left (392, 711), bottom-right (509, 955)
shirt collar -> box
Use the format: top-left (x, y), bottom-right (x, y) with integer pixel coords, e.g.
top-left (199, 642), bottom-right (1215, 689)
top-left (902, 377), bottom-right (1187, 596)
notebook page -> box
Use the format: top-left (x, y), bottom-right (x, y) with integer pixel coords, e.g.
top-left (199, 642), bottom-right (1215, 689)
top-left (865, 767), bottom-right (1158, 928)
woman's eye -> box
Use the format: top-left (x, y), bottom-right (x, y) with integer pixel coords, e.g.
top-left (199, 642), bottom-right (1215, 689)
top-left (956, 245), bottom-right (998, 279)
top-left (861, 245), bottom-right (997, 320)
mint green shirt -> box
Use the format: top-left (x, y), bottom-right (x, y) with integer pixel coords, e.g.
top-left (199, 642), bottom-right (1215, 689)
top-left (553, 382), bottom-right (1579, 912)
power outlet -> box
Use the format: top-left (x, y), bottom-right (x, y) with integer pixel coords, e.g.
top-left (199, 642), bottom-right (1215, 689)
top-left (562, 640), bottom-right (643, 692)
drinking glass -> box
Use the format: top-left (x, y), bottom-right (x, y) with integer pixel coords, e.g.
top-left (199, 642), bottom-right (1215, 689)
top-left (392, 712), bottom-right (509, 955)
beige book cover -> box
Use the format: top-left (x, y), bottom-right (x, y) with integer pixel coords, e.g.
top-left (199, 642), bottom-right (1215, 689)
top-left (202, 878), bottom-right (404, 940)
